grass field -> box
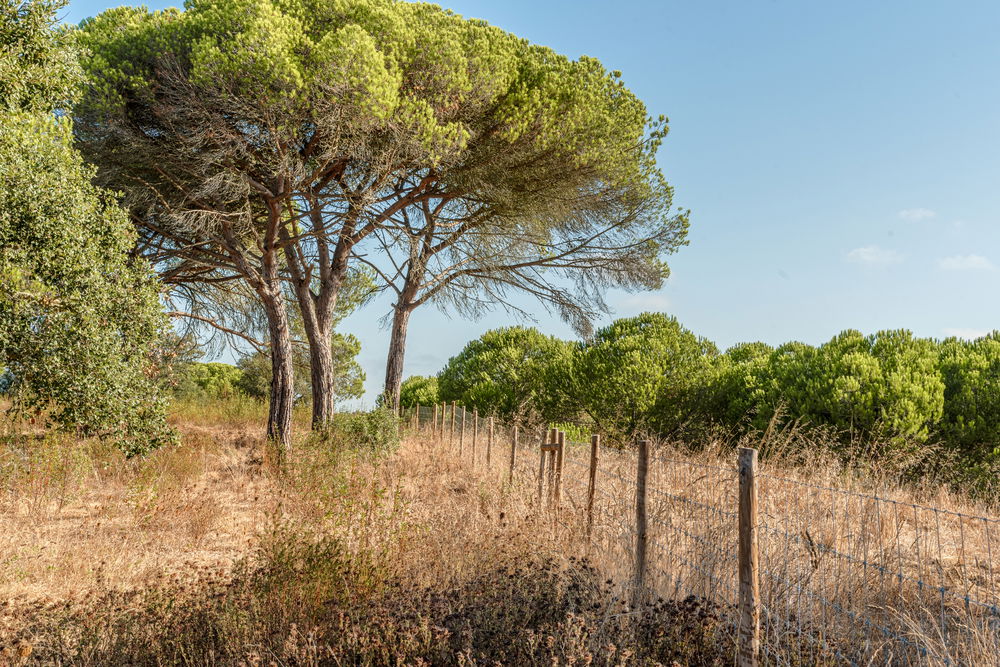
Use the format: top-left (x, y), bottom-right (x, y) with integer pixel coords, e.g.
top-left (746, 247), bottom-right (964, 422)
top-left (1, 399), bottom-right (997, 665)
top-left (0, 400), bottom-right (729, 665)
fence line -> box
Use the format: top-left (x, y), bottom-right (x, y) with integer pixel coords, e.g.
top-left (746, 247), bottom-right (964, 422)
top-left (402, 403), bottom-right (1000, 665)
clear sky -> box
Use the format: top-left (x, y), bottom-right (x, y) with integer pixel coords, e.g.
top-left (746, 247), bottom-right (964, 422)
top-left (64, 0), bottom-right (1000, 406)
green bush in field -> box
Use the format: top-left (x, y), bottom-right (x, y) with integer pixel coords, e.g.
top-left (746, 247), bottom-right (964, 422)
top-left (937, 333), bottom-right (1000, 460)
top-left (709, 331), bottom-right (945, 449)
top-left (398, 375), bottom-right (438, 408)
top-left (175, 362), bottom-right (244, 399)
top-left (769, 330), bottom-right (943, 446)
top-left (572, 313), bottom-right (717, 438)
top-left (431, 317), bottom-right (1000, 489)
top-left (0, 0), bottom-right (172, 456)
top-left (323, 408), bottom-right (400, 455)
top-left (437, 326), bottom-right (575, 422)
top-left (707, 341), bottom-right (776, 429)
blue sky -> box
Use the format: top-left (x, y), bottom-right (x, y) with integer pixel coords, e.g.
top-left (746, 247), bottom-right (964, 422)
top-left (64, 0), bottom-right (1000, 405)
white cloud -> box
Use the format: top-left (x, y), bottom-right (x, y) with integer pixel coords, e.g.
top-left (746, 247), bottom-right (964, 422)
top-left (898, 208), bottom-right (936, 221)
top-left (619, 293), bottom-right (671, 312)
top-left (937, 254), bottom-right (996, 271)
top-left (846, 245), bottom-right (903, 266)
top-left (943, 328), bottom-right (990, 341)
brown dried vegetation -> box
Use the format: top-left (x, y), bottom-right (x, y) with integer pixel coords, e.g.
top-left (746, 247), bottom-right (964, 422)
top-left (0, 401), bottom-right (727, 665)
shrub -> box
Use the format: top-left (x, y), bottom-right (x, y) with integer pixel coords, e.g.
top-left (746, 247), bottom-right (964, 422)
top-left (398, 375), bottom-right (438, 407)
top-left (318, 407), bottom-right (400, 455)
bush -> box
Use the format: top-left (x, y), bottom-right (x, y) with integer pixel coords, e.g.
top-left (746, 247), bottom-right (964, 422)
top-left (174, 361), bottom-right (244, 399)
top-left (572, 313), bottom-right (718, 438)
top-left (437, 326), bottom-right (576, 423)
top-left (318, 407), bottom-right (400, 455)
top-left (398, 375), bottom-right (438, 407)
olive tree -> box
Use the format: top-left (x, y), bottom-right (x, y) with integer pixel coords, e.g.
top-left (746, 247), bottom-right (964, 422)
top-left (0, 0), bottom-right (171, 455)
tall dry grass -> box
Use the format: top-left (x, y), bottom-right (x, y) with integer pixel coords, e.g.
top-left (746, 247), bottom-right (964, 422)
top-left (477, 416), bottom-right (1000, 666)
top-left (0, 404), bottom-right (729, 665)
top-left (5, 395), bottom-right (994, 664)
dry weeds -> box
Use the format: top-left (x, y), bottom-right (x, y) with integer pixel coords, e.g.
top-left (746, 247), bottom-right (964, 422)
top-left (3, 401), bottom-right (995, 665)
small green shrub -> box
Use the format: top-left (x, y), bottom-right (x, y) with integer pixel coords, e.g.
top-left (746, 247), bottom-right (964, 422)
top-left (320, 407), bottom-right (400, 455)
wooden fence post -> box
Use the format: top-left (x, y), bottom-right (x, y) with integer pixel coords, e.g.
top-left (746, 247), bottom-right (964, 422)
top-left (546, 428), bottom-right (557, 508)
top-left (634, 439), bottom-right (649, 601)
top-left (738, 447), bottom-right (760, 667)
top-left (433, 403), bottom-right (439, 438)
top-left (536, 428), bottom-right (546, 504)
top-left (487, 417), bottom-right (494, 466)
top-left (586, 434), bottom-right (600, 540)
top-left (554, 430), bottom-right (565, 507)
top-left (509, 425), bottom-right (518, 484)
top-left (472, 408), bottom-right (478, 464)
top-left (415, 404), bottom-right (421, 430)
top-left (450, 401), bottom-right (456, 447)
top-left (459, 406), bottom-right (466, 456)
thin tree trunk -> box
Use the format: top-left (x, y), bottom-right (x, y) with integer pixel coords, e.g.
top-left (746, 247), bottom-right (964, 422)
top-left (262, 290), bottom-right (295, 452)
top-left (303, 319), bottom-right (335, 428)
top-left (383, 304), bottom-right (413, 414)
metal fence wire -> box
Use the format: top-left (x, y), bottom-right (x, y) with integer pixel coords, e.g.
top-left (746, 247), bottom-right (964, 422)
top-left (402, 404), bottom-right (1000, 666)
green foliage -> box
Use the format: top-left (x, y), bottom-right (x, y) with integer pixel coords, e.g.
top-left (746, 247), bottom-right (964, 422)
top-left (175, 362), bottom-right (244, 399)
top-left (316, 407), bottom-right (400, 456)
top-left (0, 0), bottom-right (172, 456)
top-left (572, 313), bottom-right (718, 437)
top-left (762, 330), bottom-right (943, 446)
top-left (398, 375), bottom-right (438, 408)
top-left (75, 0), bottom-right (666, 209)
top-left (708, 342), bottom-right (775, 428)
top-left (709, 331), bottom-right (945, 450)
top-left (937, 333), bottom-right (1000, 459)
top-left (432, 320), bottom-right (998, 482)
top-left (237, 333), bottom-right (364, 403)
top-left (1, 0), bottom-right (80, 113)
top-left (437, 326), bottom-right (575, 422)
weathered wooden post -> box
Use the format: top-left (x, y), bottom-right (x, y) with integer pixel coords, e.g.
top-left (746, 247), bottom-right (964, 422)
top-left (450, 401), bottom-right (456, 447)
top-left (509, 425), bottom-right (518, 484)
top-left (546, 428), bottom-right (557, 508)
top-left (553, 430), bottom-right (565, 507)
top-left (586, 434), bottom-right (600, 540)
top-left (738, 447), bottom-right (761, 667)
top-left (634, 439), bottom-right (649, 601)
top-left (415, 403), bottom-right (421, 430)
top-left (459, 406), bottom-right (466, 456)
top-left (472, 407), bottom-right (479, 464)
top-left (487, 416), bottom-right (494, 466)
top-left (536, 428), bottom-right (547, 504)
top-left (433, 403), bottom-right (439, 438)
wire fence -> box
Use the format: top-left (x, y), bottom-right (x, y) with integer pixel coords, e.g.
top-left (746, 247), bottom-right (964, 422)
top-left (402, 403), bottom-right (1000, 666)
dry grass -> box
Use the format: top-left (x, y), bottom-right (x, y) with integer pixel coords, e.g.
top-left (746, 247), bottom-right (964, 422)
top-left (0, 424), bottom-right (275, 607)
top-left (4, 398), bottom-right (995, 664)
top-left (523, 424), bottom-right (1000, 666)
top-left (0, 403), bottom-right (728, 665)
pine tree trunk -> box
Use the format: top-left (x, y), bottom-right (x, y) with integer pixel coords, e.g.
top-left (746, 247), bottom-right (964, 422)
top-left (304, 320), bottom-right (335, 428)
top-left (383, 304), bottom-right (412, 414)
top-left (262, 291), bottom-right (295, 451)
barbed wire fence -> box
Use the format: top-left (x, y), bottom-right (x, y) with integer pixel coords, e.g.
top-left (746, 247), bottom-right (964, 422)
top-left (403, 403), bottom-right (1000, 666)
